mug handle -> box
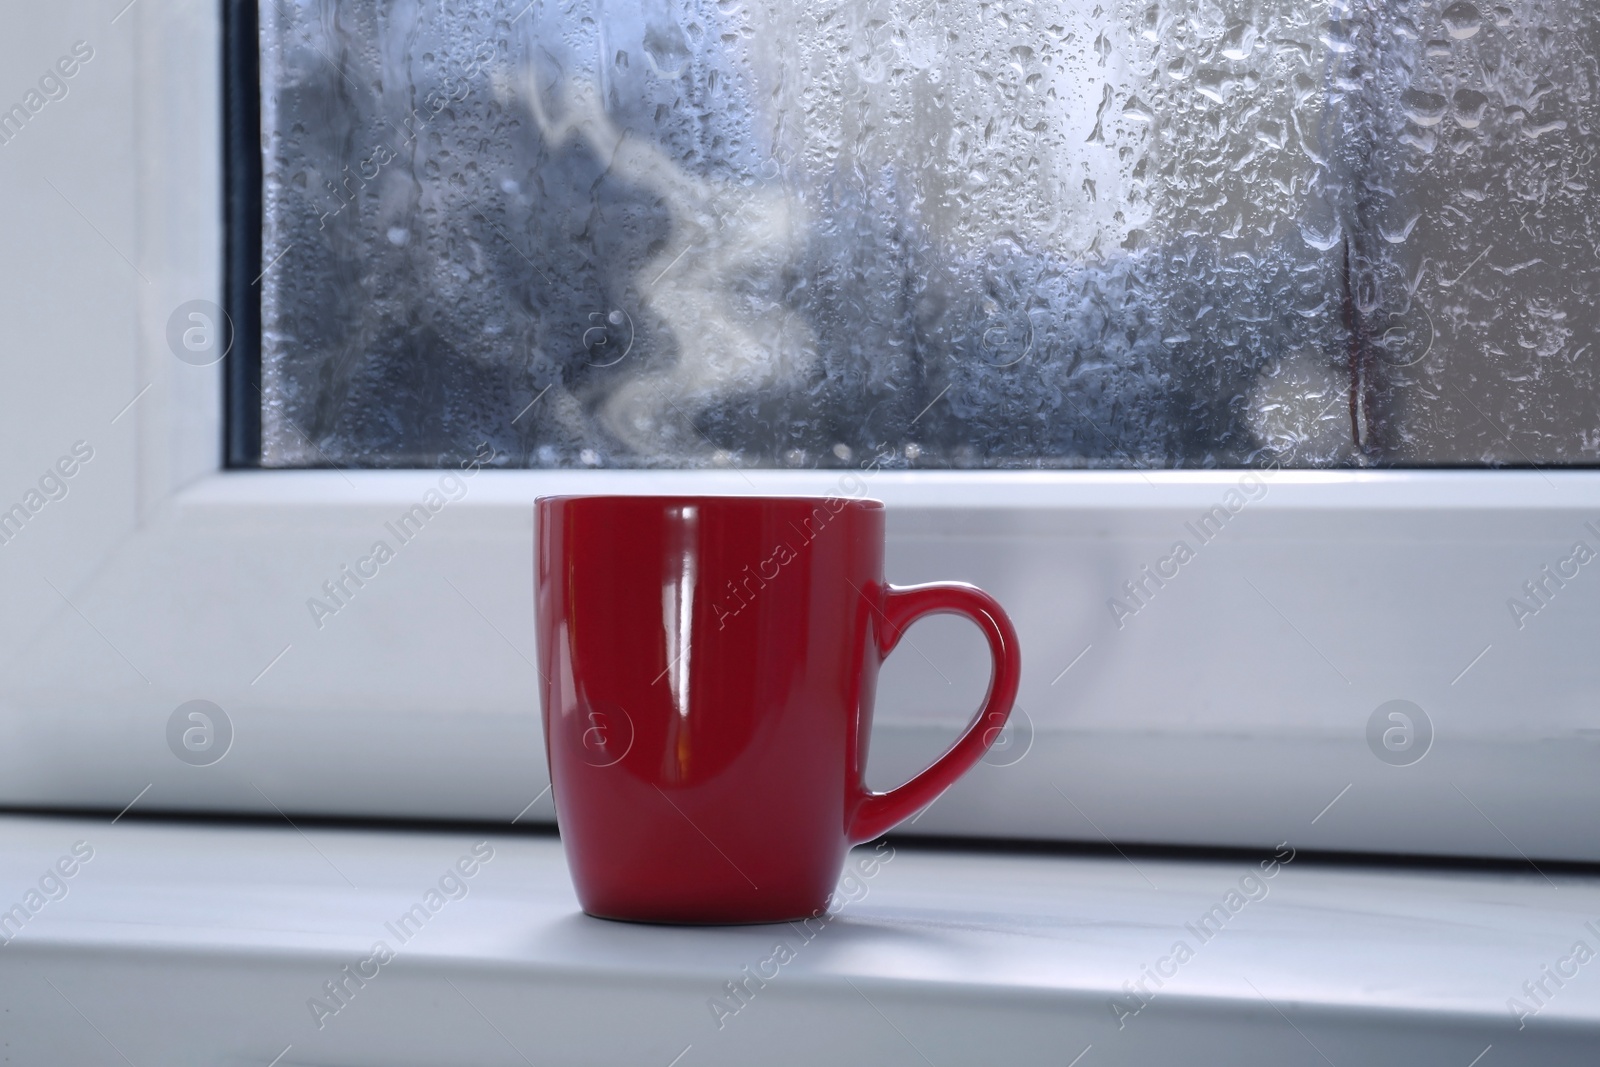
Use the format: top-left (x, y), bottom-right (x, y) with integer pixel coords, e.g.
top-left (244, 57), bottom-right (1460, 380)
top-left (848, 581), bottom-right (1022, 844)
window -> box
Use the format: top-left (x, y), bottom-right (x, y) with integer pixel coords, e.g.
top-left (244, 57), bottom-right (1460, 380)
top-left (4, 1), bottom-right (1597, 866)
top-left (256, 0), bottom-right (1599, 469)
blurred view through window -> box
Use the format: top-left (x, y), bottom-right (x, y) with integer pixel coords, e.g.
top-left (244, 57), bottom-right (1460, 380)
top-left (257, 0), bottom-right (1600, 469)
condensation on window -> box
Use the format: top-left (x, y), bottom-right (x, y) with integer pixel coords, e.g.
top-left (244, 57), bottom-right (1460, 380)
top-left (257, 1), bottom-right (1600, 469)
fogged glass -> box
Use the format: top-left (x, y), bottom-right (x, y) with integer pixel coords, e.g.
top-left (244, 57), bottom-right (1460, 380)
top-left (258, 0), bottom-right (1600, 469)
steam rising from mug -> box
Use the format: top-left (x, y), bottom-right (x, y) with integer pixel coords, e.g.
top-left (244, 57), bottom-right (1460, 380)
top-left (516, 74), bottom-right (814, 456)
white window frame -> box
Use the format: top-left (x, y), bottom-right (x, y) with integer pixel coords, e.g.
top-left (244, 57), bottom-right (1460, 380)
top-left (3, 1), bottom-right (1598, 864)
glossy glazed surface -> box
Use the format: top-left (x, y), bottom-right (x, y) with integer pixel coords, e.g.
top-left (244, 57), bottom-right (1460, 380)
top-left (536, 495), bottom-right (1020, 923)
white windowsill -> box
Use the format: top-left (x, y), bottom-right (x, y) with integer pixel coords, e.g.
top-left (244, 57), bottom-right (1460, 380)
top-left (1, 815), bottom-right (1595, 1066)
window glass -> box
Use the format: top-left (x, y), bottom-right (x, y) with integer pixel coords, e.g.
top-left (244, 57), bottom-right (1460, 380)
top-left (258, 0), bottom-right (1600, 469)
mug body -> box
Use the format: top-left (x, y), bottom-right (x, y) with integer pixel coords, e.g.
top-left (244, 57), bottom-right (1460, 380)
top-left (536, 494), bottom-right (885, 923)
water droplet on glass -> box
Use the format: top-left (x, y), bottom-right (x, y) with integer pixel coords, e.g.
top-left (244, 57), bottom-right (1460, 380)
top-left (1122, 96), bottom-right (1154, 123)
top-left (1300, 220), bottom-right (1343, 252)
top-left (1320, 19), bottom-right (1357, 53)
top-left (1442, 2), bottom-right (1483, 39)
top-left (1219, 23), bottom-right (1255, 61)
top-left (1400, 125), bottom-right (1438, 154)
top-left (643, 22), bottom-right (691, 75)
top-left (1402, 89), bottom-right (1449, 127)
top-left (1194, 69), bottom-right (1229, 104)
top-left (1453, 89), bottom-right (1489, 128)
top-left (1378, 213), bottom-right (1422, 244)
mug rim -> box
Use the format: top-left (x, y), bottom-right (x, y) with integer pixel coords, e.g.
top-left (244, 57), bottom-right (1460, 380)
top-left (537, 494), bottom-right (884, 510)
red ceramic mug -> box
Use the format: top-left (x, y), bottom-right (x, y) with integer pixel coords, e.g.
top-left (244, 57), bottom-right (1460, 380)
top-left (535, 494), bottom-right (1021, 923)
